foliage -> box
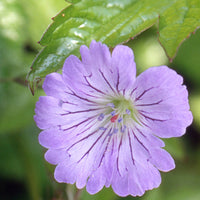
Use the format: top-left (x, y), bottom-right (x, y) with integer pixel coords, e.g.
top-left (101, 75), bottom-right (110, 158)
top-left (27, 0), bottom-right (200, 94)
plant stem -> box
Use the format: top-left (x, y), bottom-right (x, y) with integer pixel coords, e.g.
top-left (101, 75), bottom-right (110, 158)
top-left (74, 189), bottom-right (82, 200)
top-left (66, 185), bottom-right (82, 200)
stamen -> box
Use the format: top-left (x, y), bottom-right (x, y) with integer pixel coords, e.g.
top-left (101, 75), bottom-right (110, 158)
top-left (111, 111), bottom-right (116, 116)
top-left (99, 127), bottom-right (107, 130)
top-left (113, 128), bottom-right (118, 134)
top-left (118, 117), bottom-right (123, 123)
top-left (108, 127), bottom-right (119, 137)
top-left (121, 125), bottom-right (127, 133)
top-left (126, 109), bottom-right (131, 115)
top-left (107, 103), bottom-right (115, 108)
top-left (98, 113), bottom-right (104, 121)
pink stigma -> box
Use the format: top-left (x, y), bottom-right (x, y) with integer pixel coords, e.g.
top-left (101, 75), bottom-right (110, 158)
top-left (110, 114), bottom-right (119, 123)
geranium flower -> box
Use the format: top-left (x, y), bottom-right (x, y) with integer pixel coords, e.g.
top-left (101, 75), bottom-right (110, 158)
top-left (34, 40), bottom-right (192, 197)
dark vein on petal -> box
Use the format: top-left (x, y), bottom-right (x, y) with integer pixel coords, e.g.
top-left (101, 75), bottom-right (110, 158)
top-left (84, 75), bottom-right (107, 95)
top-left (130, 86), bottom-right (137, 97)
top-left (99, 69), bottom-right (117, 94)
top-left (135, 87), bottom-right (154, 101)
top-left (117, 135), bottom-right (123, 176)
top-left (139, 111), bottom-right (167, 122)
top-left (82, 91), bottom-right (102, 98)
top-left (76, 118), bottom-right (97, 136)
top-left (67, 129), bottom-right (99, 152)
top-left (98, 132), bottom-right (112, 167)
top-left (137, 116), bottom-right (151, 129)
top-left (77, 128), bottom-right (108, 163)
top-left (135, 99), bottom-right (163, 107)
top-left (61, 108), bottom-right (102, 116)
top-left (134, 127), bottom-right (147, 138)
top-left (116, 70), bottom-right (120, 93)
top-left (63, 101), bottom-right (78, 106)
top-left (62, 113), bottom-right (99, 131)
top-left (128, 131), bottom-right (135, 165)
top-left (65, 89), bottom-right (97, 104)
top-left (60, 116), bottom-right (93, 132)
top-left (131, 129), bottom-right (150, 154)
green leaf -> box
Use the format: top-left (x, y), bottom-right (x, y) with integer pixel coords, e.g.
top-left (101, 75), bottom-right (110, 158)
top-left (173, 28), bottom-right (200, 88)
top-left (158, 0), bottom-right (200, 61)
top-left (27, 0), bottom-right (200, 93)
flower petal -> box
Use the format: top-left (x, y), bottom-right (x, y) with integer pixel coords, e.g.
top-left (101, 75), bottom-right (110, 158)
top-left (133, 66), bottom-right (193, 138)
top-left (111, 45), bottom-right (136, 92)
top-left (43, 72), bottom-right (69, 101)
top-left (150, 148), bottom-right (175, 172)
top-left (38, 115), bottom-right (104, 149)
top-left (35, 93), bottom-right (105, 132)
top-left (80, 41), bottom-right (117, 95)
top-left (111, 170), bottom-right (130, 197)
top-left (117, 132), bottom-right (133, 176)
top-left (86, 165), bottom-right (106, 194)
top-left (45, 149), bottom-right (69, 165)
top-left (134, 160), bottom-right (161, 191)
top-left (62, 55), bottom-right (95, 96)
top-left (54, 160), bottom-right (77, 184)
top-left (34, 96), bottom-right (64, 129)
top-left (128, 130), bottom-right (150, 164)
top-left (111, 130), bottom-right (161, 196)
top-left (54, 127), bottom-right (115, 189)
top-left (80, 40), bottom-right (111, 72)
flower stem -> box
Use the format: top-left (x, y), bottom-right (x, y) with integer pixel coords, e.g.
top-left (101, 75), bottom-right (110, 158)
top-left (74, 189), bottom-right (82, 200)
top-left (66, 185), bottom-right (82, 200)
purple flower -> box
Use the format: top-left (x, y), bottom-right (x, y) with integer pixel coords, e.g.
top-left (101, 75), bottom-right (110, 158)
top-left (34, 41), bottom-right (193, 197)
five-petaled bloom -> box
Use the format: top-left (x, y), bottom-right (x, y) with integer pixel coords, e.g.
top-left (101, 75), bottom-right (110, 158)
top-left (35, 41), bottom-right (192, 197)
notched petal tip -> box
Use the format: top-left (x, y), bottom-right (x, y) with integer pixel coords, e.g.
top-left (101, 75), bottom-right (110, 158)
top-left (86, 167), bottom-right (106, 194)
top-left (54, 161), bottom-right (77, 184)
top-left (44, 149), bottom-right (68, 165)
top-left (89, 40), bottom-right (103, 48)
top-left (150, 148), bottom-right (175, 172)
top-left (42, 72), bottom-right (67, 97)
top-left (111, 44), bottom-right (136, 91)
top-left (112, 44), bottom-right (135, 60)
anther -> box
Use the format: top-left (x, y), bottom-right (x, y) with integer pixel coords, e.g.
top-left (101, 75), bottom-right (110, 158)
top-left (98, 113), bottom-right (104, 121)
top-left (99, 127), bottom-right (107, 131)
top-left (107, 103), bottom-right (115, 108)
top-left (108, 128), bottom-right (118, 136)
top-left (111, 111), bottom-right (116, 116)
top-left (118, 117), bottom-right (123, 123)
top-left (121, 125), bottom-right (127, 133)
top-left (113, 128), bottom-right (118, 134)
top-left (126, 109), bottom-right (131, 115)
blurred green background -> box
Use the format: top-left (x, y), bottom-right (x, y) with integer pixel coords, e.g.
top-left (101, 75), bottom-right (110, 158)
top-left (0, 0), bottom-right (200, 200)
